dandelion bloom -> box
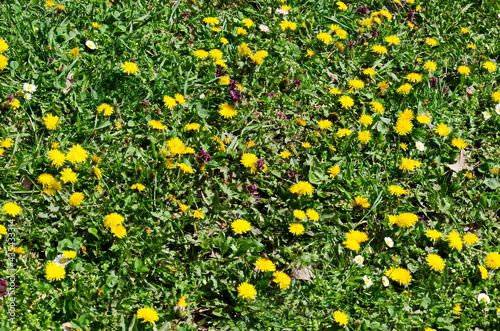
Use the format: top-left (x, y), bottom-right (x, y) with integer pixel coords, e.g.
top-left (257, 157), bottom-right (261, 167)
top-left (346, 230), bottom-right (368, 243)
top-left (372, 45), bottom-right (388, 54)
top-left (203, 17), bottom-right (220, 25)
top-left (254, 258), bottom-right (276, 272)
top-left (60, 168), bottom-right (78, 183)
top-left (463, 233), bottom-right (479, 245)
top-left (237, 282), bottom-right (257, 299)
top-left (358, 114), bottom-right (373, 126)
top-left (293, 210), bottom-right (307, 220)
top-left (491, 91), bottom-right (500, 103)
top-left (338, 95), bottom-right (354, 108)
top-left (0, 39), bottom-right (8, 53)
top-left (484, 252), bottom-right (500, 269)
top-left (424, 61), bottom-right (437, 72)
top-left (405, 73), bottom-right (422, 83)
top-left (434, 123), bottom-right (451, 136)
top-left (218, 103), bottom-right (237, 118)
top-left (46, 150), bottom-right (64, 168)
top-left (457, 66), bottom-right (470, 75)
top-left (425, 38), bottom-right (438, 46)
top-left (396, 83), bottom-right (413, 95)
top-left (447, 231), bottom-right (463, 251)
top-left (272, 271), bottom-right (291, 289)
top-left (370, 101), bottom-right (385, 114)
top-left (399, 158), bottom-right (422, 172)
top-left (45, 261), bottom-right (66, 281)
top-left (68, 192), bottom-right (84, 206)
top-left (478, 265), bottom-right (489, 279)
top-left (336, 1), bottom-right (348, 11)
top-left (343, 239), bottom-right (360, 251)
top-left (385, 267), bottom-right (412, 285)
top-left (231, 219), bottom-right (251, 234)
top-left (336, 128), bottom-right (352, 137)
top-left (394, 119), bottom-right (413, 135)
top-left (163, 96), bottom-right (177, 109)
top-left (395, 212), bottom-right (418, 227)
top-left (130, 183), bottom-right (146, 191)
top-left (165, 137), bottom-right (194, 155)
top-left (148, 120), bottom-right (167, 130)
top-left (110, 224), bottom-right (127, 238)
top-left (317, 32), bottom-right (333, 44)
top-left (279, 21), bottom-right (297, 30)
top-left (66, 144), bottom-right (88, 164)
top-left (384, 35), bottom-right (401, 45)
top-left (333, 311), bottom-right (349, 326)
top-left (192, 209), bottom-right (205, 219)
top-left (426, 254), bottom-right (445, 272)
top-left (289, 181), bottom-right (314, 195)
top-left (289, 223), bottom-right (305, 235)
top-left (2, 202), bottom-right (22, 216)
top-left (328, 165), bottom-right (341, 179)
top-left (240, 153), bottom-right (258, 168)
top-left (416, 114), bottom-right (432, 124)
top-left (451, 137), bottom-right (467, 149)
top-left (363, 68), bottom-right (376, 76)
top-left (121, 62), bottom-right (139, 75)
top-left (351, 196), bottom-right (370, 208)
top-left (317, 119), bottom-right (333, 130)
top-left (193, 49), bottom-right (209, 59)
top-left (104, 213), bottom-right (124, 228)
top-left (96, 103), bottom-right (113, 116)
top-left (387, 185), bottom-right (409, 196)
top-left (348, 79), bottom-right (365, 90)
top-left (482, 61), bottom-right (497, 72)
top-left (137, 307), bottom-right (159, 325)
top-left (177, 163), bottom-right (194, 174)
top-left (306, 209), bottom-right (320, 221)
top-left (357, 130), bottom-right (371, 144)
top-left (44, 114), bottom-right (59, 130)
top-left (280, 151), bottom-right (291, 159)
top-left (63, 250), bottom-right (77, 259)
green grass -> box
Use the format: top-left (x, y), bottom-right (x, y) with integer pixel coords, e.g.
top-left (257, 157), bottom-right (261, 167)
top-left (1, 0), bottom-right (500, 330)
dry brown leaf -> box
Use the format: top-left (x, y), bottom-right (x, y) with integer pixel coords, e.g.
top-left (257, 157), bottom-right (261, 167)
top-left (325, 69), bottom-right (339, 83)
top-left (290, 264), bottom-right (314, 281)
top-left (21, 176), bottom-right (32, 190)
top-left (446, 149), bottom-right (474, 172)
top-left (62, 71), bottom-right (75, 95)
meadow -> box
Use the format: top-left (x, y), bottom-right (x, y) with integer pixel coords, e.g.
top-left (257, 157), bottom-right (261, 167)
top-left (1, 0), bottom-right (500, 330)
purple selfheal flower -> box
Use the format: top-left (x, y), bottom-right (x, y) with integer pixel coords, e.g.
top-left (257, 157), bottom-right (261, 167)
top-left (181, 10), bottom-right (191, 18)
top-left (140, 100), bottom-right (151, 106)
top-left (48, 57), bottom-right (55, 63)
top-left (292, 79), bottom-right (302, 88)
top-left (356, 5), bottom-right (370, 15)
top-left (229, 89), bottom-right (243, 102)
top-left (5, 94), bottom-right (15, 104)
top-left (256, 159), bottom-right (266, 171)
top-left (246, 183), bottom-right (258, 193)
top-left (348, 41), bottom-right (356, 49)
top-left (371, 29), bottom-right (379, 38)
top-left (429, 77), bottom-right (437, 89)
top-left (215, 68), bottom-right (226, 77)
top-left (0, 278), bottom-right (8, 297)
top-left (268, 92), bottom-right (277, 98)
top-left (197, 149), bottom-right (212, 164)
top-left (277, 112), bottom-right (285, 119)
top-left (408, 11), bottom-right (415, 23)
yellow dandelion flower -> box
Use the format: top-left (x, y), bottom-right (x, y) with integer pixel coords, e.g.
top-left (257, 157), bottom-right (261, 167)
top-left (121, 62), bottom-right (139, 75)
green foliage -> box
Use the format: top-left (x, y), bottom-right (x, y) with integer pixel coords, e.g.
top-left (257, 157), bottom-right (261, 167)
top-left (0, 0), bottom-right (499, 330)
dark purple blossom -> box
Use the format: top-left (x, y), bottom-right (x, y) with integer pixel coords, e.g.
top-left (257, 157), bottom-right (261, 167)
top-left (356, 5), bottom-right (370, 15)
top-left (371, 29), bottom-right (379, 38)
top-left (246, 183), bottom-right (258, 193)
top-left (292, 79), bottom-right (302, 88)
top-left (197, 149), bottom-right (212, 164)
top-left (0, 278), bottom-right (8, 297)
top-left (429, 77), bottom-right (437, 89)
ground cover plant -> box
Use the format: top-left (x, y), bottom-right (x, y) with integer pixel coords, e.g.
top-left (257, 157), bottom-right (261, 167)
top-left (1, 0), bottom-right (500, 329)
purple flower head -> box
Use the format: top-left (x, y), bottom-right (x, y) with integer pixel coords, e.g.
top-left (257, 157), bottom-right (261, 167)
top-left (215, 68), bottom-right (226, 77)
top-left (356, 5), bottom-right (370, 15)
top-left (429, 77), bottom-right (437, 89)
top-left (371, 29), bottom-right (379, 38)
top-left (348, 41), bottom-right (356, 49)
top-left (48, 57), bottom-right (55, 63)
top-left (229, 89), bottom-right (243, 102)
top-left (5, 94), bottom-right (15, 103)
top-left (408, 11), bottom-right (415, 23)
top-left (0, 278), bottom-right (8, 297)
top-left (197, 149), bottom-right (212, 164)
top-left (246, 183), bottom-right (259, 193)
top-left (256, 159), bottom-right (266, 171)
top-left (140, 100), bottom-right (151, 106)
top-left (277, 112), bottom-right (285, 119)
top-left (268, 92), bottom-right (277, 98)
top-left (293, 79), bottom-right (302, 88)
top-left (181, 10), bottom-right (191, 18)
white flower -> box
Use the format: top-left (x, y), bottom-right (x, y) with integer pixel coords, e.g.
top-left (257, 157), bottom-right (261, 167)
top-left (24, 93), bottom-right (32, 100)
top-left (85, 40), bottom-right (96, 50)
top-left (54, 254), bottom-right (71, 267)
top-left (495, 104), bottom-right (500, 115)
top-left (381, 276), bottom-right (390, 287)
top-left (353, 255), bottom-right (364, 266)
top-left (482, 111), bottom-right (491, 119)
top-left (362, 275), bottom-right (373, 288)
top-left (275, 8), bottom-right (289, 15)
top-left (415, 141), bottom-right (426, 152)
top-left (23, 83), bottom-right (37, 93)
top-left (259, 24), bottom-right (270, 33)
top-left (478, 293), bottom-right (490, 304)
top-left (384, 237), bottom-right (394, 248)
